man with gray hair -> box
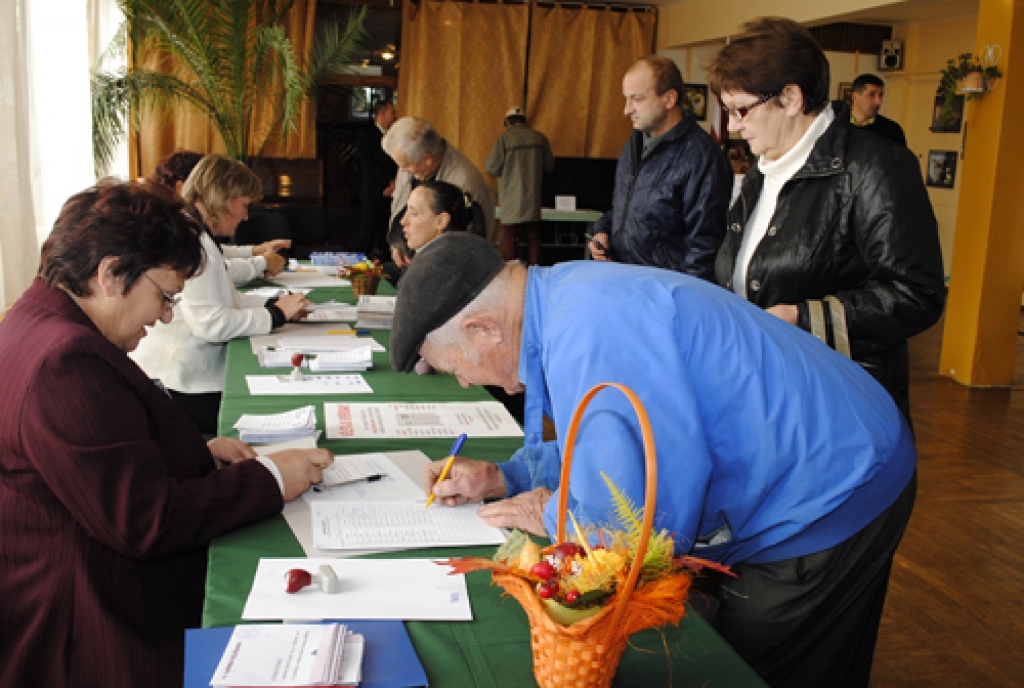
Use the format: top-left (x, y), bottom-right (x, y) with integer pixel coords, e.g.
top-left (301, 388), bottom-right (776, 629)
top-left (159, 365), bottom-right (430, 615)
top-left (390, 231), bottom-right (919, 688)
top-left (382, 116), bottom-right (496, 266)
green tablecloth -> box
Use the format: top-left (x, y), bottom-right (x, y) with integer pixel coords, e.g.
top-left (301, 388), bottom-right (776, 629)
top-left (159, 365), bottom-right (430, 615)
top-left (204, 280), bottom-right (767, 688)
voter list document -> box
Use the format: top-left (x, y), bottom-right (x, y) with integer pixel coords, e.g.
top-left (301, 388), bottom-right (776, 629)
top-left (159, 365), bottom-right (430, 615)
top-left (324, 401), bottom-right (523, 439)
top-left (310, 502), bottom-right (505, 551)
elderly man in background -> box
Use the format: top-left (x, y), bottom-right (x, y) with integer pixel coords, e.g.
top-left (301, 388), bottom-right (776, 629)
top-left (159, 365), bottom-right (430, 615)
top-left (390, 231), bottom-right (919, 688)
top-left (589, 55), bottom-right (730, 281)
top-left (382, 116), bottom-right (496, 267)
top-left (486, 106), bottom-right (555, 265)
top-left (844, 73), bottom-right (907, 146)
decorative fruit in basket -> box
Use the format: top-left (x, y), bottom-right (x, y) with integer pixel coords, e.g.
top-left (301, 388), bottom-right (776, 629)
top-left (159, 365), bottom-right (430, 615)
top-left (438, 472), bottom-right (735, 627)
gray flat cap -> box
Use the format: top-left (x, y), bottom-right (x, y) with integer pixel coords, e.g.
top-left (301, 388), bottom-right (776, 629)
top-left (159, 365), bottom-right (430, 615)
top-left (390, 232), bottom-right (506, 373)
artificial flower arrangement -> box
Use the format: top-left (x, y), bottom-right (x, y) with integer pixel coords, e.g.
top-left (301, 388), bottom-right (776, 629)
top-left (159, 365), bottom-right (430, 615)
top-left (340, 259), bottom-right (385, 280)
top-left (441, 474), bottom-right (732, 628)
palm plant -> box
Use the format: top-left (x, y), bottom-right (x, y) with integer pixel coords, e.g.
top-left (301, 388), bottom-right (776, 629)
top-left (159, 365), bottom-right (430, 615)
top-left (91, 0), bottom-right (367, 176)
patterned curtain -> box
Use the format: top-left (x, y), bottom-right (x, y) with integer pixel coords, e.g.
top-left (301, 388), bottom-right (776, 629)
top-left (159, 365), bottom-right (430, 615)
top-left (398, 0), bottom-right (530, 178)
top-left (129, 0), bottom-right (318, 179)
top-left (528, 5), bottom-right (655, 158)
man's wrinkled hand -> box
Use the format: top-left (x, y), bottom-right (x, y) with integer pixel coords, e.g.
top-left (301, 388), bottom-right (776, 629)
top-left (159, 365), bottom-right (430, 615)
top-left (477, 488), bottom-right (553, 536)
top-left (425, 457), bottom-right (507, 507)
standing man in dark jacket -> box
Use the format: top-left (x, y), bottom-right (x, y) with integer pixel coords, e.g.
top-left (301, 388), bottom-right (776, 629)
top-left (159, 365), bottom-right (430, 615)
top-left (844, 73), bottom-right (907, 147)
top-left (590, 55), bottom-right (731, 281)
top-left (356, 100), bottom-right (398, 259)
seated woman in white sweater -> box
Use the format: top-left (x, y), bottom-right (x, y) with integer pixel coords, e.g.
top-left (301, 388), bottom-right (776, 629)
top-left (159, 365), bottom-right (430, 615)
top-left (132, 154), bottom-right (308, 433)
top-left (153, 150), bottom-right (290, 283)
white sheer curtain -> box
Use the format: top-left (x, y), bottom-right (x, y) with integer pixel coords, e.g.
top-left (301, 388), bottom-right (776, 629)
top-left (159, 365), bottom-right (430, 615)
top-left (0, 0), bottom-right (119, 311)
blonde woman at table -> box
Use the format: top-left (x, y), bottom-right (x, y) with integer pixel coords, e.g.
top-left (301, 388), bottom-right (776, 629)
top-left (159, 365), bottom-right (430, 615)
top-left (0, 179), bottom-right (331, 688)
top-left (132, 154), bottom-right (309, 434)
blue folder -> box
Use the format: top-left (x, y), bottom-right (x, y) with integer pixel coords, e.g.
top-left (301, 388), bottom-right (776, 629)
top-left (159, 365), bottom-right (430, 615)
top-left (184, 620), bottom-right (428, 688)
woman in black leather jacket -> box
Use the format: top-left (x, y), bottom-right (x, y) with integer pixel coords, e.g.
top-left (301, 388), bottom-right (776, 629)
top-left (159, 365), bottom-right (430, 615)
top-left (708, 18), bottom-right (945, 422)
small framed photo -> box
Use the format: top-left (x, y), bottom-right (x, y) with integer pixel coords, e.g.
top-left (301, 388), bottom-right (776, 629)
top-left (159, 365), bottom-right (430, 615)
top-left (926, 150), bottom-right (958, 189)
top-left (724, 138), bottom-right (754, 175)
top-left (931, 94), bottom-right (964, 133)
top-left (838, 82), bottom-right (854, 106)
top-left (683, 84), bottom-right (708, 121)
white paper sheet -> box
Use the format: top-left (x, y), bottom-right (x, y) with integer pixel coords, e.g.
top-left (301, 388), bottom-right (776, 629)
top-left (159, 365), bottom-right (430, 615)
top-left (324, 402), bottom-right (523, 439)
top-left (244, 286), bottom-right (313, 298)
top-left (285, 451), bottom-right (431, 558)
top-left (246, 375), bottom-right (374, 396)
top-left (276, 336), bottom-right (385, 354)
top-left (211, 623), bottom-right (344, 687)
top-left (302, 305), bottom-right (360, 322)
top-left (308, 453), bottom-right (425, 500)
top-left (250, 327), bottom-right (385, 355)
top-left (241, 557), bottom-right (472, 621)
top-left (269, 272), bottom-right (351, 289)
top-left (311, 502), bottom-right (505, 551)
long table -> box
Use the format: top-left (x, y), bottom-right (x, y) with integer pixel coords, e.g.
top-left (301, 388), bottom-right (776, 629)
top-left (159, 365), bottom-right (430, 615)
top-left (204, 280), bottom-right (767, 688)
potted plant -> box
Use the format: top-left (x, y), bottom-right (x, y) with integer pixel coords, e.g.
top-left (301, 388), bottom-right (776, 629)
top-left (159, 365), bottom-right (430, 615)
top-left (91, 0), bottom-right (367, 176)
top-left (937, 51), bottom-right (1002, 124)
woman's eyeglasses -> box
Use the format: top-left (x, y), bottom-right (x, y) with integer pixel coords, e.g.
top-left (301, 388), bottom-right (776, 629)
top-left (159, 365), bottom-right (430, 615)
top-left (722, 93), bottom-right (777, 122)
top-left (143, 273), bottom-right (183, 309)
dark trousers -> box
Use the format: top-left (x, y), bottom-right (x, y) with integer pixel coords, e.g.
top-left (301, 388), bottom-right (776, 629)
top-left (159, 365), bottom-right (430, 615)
top-left (711, 473), bottom-right (917, 688)
top-left (358, 189), bottom-right (392, 259)
top-left (501, 221), bottom-right (542, 265)
top-left (168, 390), bottom-right (222, 437)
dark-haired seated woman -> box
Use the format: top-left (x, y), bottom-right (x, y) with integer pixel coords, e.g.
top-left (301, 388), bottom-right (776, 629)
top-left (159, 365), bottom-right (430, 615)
top-left (0, 180), bottom-right (332, 688)
top-left (401, 179), bottom-right (486, 253)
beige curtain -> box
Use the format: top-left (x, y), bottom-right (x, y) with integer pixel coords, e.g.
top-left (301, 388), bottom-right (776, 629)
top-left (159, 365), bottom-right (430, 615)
top-left (129, 0), bottom-right (318, 180)
top-left (528, 5), bottom-right (655, 158)
top-left (398, 0), bottom-right (529, 178)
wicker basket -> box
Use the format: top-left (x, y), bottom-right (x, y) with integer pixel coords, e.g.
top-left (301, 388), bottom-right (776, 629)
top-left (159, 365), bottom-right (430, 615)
top-left (349, 274), bottom-right (380, 298)
top-left (493, 382), bottom-right (688, 688)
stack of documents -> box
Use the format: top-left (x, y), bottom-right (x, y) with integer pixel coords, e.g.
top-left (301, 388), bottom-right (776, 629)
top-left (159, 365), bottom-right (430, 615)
top-left (303, 301), bottom-right (360, 323)
top-left (276, 336), bottom-right (385, 354)
top-left (355, 296), bottom-right (395, 330)
top-left (210, 623), bottom-right (362, 687)
top-left (234, 406), bottom-right (319, 444)
top-left (308, 347), bottom-right (373, 373)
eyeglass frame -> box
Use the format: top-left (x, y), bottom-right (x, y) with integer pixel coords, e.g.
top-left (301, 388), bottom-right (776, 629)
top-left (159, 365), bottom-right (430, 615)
top-left (722, 93), bottom-right (778, 122)
top-left (142, 272), bottom-right (183, 310)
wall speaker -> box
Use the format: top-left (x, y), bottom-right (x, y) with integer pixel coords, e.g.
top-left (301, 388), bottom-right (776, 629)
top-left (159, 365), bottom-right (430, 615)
top-left (879, 39), bottom-right (903, 71)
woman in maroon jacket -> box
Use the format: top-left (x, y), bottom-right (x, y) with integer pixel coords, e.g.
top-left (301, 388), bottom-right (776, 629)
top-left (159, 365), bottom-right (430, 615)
top-left (0, 180), bottom-right (331, 688)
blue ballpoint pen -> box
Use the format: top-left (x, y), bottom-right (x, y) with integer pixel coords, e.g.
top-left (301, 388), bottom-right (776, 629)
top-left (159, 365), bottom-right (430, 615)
top-left (426, 433), bottom-right (468, 508)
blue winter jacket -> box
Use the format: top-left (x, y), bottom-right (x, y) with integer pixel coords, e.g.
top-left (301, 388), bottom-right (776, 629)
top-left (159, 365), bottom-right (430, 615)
top-left (592, 114), bottom-right (731, 281)
top-left (498, 262), bottom-right (916, 566)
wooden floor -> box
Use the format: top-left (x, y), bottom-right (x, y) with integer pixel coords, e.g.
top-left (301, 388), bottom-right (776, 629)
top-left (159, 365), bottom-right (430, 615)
top-left (870, 315), bottom-right (1024, 687)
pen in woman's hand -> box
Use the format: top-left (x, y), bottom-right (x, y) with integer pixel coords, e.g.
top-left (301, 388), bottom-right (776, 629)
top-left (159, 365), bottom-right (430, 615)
top-left (584, 233), bottom-right (608, 253)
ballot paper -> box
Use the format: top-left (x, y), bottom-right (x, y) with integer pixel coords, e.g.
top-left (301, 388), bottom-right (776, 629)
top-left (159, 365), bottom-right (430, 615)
top-left (269, 272), bottom-right (350, 289)
top-left (210, 623), bottom-right (361, 687)
top-left (303, 453), bottom-right (425, 504)
top-left (325, 402), bottom-right (523, 439)
top-left (356, 295), bottom-right (396, 314)
top-left (308, 348), bottom-right (373, 372)
top-left (242, 558), bottom-right (472, 621)
top-left (245, 286), bottom-right (313, 298)
top-left (311, 502), bottom-right (505, 551)
top-left (246, 374), bottom-right (374, 396)
top-left (276, 336), bottom-right (385, 354)
top-left (302, 303), bottom-right (360, 322)
top-left (234, 406), bottom-right (319, 444)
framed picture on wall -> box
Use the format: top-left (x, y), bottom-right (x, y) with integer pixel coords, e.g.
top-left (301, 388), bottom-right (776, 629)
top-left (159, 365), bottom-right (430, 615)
top-left (837, 82), bottom-right (854, 106)
top-left (930, 94), bottom-right (964, 133)
top-left (683, 84), bottom-right (708, 121)
top-left (926, 150), bottom-right (958, 189)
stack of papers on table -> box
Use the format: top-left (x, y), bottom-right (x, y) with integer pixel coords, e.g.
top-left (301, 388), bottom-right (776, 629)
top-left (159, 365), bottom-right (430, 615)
top-left (210, 623), bottom-right (361, 687)
top-left (311, 502), bottom-right (505, 551)
top-left (355, 296), bottom-right (395, 330)
top-left (234, 406), bottom-right (319, 444)
top-left (303, 302), bottom-right (360, 323)
top-left (277, 336), bottom-right (385, 354)
top-left (308, 347), bottom-right (372, 373)
top-left (246, 286), bottom-right (312, 298)
top-left (246, 374), bottom-right (374, 396)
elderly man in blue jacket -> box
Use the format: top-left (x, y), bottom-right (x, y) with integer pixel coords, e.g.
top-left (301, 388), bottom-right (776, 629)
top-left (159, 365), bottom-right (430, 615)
top-left (391, 232), bottom-right (917, 688)
top-left (589, 55), bottom-right (731, 281)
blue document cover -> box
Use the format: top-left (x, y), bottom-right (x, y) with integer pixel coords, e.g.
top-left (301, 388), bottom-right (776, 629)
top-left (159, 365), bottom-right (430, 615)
top-left (184, 620), bottom-right (428, 688)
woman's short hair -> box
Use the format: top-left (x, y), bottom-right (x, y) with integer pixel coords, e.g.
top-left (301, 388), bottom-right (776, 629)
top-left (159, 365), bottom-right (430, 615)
top-left (153, 150), bottom-right (203, 188)
top-left (381, 117), bottom-right (444, 164)
top-left (416, 180), bottom-right (486, 237)
top-left (707, 17), bottom-right (830, 115)
top-left (181, 154), bottom-right (262, 228)
top-left (39, 179), bottom-right (205, 297)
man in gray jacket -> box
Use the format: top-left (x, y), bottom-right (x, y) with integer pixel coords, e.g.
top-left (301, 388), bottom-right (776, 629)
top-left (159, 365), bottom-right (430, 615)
top-left (486, 107), bottom-right (555, 264)
top-left (382, 116), bottom-right (496, 267)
